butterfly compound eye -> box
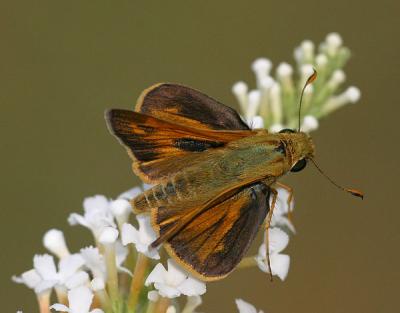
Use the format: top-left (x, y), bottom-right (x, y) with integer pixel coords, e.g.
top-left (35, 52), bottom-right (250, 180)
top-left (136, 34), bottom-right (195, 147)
top-left (291, 159), bottom-right (307, 172)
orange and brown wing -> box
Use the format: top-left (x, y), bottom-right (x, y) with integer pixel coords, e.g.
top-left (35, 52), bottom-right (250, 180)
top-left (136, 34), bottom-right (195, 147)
top-left (137, 83), bottom-right (250, 131)
top-left (105, 110), bottom-right (254, 183)
top-left (152, 183), bottom-right (271, 281)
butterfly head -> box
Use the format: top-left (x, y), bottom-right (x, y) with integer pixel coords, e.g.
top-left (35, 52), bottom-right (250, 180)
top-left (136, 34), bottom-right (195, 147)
top-left (279, 128), bottom-right (315, 173)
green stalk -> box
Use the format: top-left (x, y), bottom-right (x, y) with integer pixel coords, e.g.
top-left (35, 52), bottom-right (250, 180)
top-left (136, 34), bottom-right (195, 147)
top-left (128, 253), bottom-right (151, 311)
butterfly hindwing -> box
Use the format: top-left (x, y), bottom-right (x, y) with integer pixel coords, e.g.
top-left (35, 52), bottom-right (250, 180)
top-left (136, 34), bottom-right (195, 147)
top-left (152, 182), bottom-right (271, 281)
top-left (137, 83), bottom-right (250, 131)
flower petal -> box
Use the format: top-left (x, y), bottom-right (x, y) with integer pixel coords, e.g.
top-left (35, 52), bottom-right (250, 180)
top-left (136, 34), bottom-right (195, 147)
top-left (115, 241), bottom-right (128, 267)
top-left (33, 254), bottom-right (57, 280)
top-left (90, 277), bottom-right (105, 291)
top-left (268, 228), bottom-right (289, 253)
top-left (98, 227), bottom-right (119, 244)
top-left (118, 187), bottom-right (142, 200)
top-left (58, 254), bottom-right (85, 282)
top-left (83, 195), bottom-right (109, 212)
top-left (121, 223), bottom-right (139, 246)
top-left (110, 199), bottom-right (131, 222)
top-left (178, 277), bottom-right (206, 296)
top-left (235, 299), bottom-right (257, 313)
top-left (137, 214), bottom-right (158, 245)
top-left (43, 229), bottom-right (70, 259)
top-left (80, 247), bottom-right (106, 280)
top-left (154, 282), bottom-right (181, 298)
top-left (12, 269), bottom-right (41, 289)
top-left (50, 303), bottom-right (70, 312)
top-left (67, 213), bottom-right (89, 228)
top-left (165, 259), bottom-right (187, 286)
top-left (64, 271), bottom-right (89, 289)
top-left (270, 253), bottom-right (290, 281)
top-left (145, 263), bottom-right (167, 286)
top-left (35, 279), bottom-right (58, 294)
top-left (68, 286), bottom-right (93, 313)
top-left (182, 295), bottom-right (202, 313)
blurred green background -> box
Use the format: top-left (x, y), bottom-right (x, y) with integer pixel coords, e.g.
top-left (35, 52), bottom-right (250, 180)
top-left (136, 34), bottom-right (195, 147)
top-left (1, 0), bottom-right (398, 312)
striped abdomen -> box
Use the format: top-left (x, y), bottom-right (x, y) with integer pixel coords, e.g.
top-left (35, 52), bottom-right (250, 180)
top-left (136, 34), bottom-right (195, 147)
top-left (133, 174), bottom-right (192, 213)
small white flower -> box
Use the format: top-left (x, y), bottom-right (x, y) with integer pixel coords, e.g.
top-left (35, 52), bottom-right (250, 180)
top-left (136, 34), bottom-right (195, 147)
top-left (115, 241), bottom-right (132, 275)
top-left (65, 271), bottom-right (89, 290)
top-left (271, 187), bottom-right (295, 233)
top-left (246, 90), bottom-right (261, 119)
top-left (145, 259), bottom-right (206, 298)
top-left (256, 228), bottom-right (290, 281)
top-left (315, 53), bottom-right (328, 68)
top-left (276, 62), bottom-right (293, 79)
top-left (79, 244), bottom-right (130, 281)
top-left (235, 299), bottom-right (264, 313)
top-left (13, 254), bottom-right (85, 294)
top-left (43, 229), bottom-right (70, 259)
top-left (121, 214), bottom-right (160, 259)
top-left (109, 198), bottom-right (131, 228)
top-left (232, 81), bottom-right (249, 113)
top-left (50, 286), bottom-right (104, 313)
top-left (68, 195), bottom-right (116, 240)
top-left (98, 227), bottom-right (119, 245)
top-left (90, 277), bottom-right (105, 291)
top-left (247, 116), bottom-right (264, 129)
top-left (345, 86), bottom-right (361, 103)
top-left (252, 58), bottom-right (272, 88)
top-left (324, 32), bottom-right (343, 56)
top-left (80, 247), bottom-right (107, 281)
top-left (301, 115), bottom-right (319, 133)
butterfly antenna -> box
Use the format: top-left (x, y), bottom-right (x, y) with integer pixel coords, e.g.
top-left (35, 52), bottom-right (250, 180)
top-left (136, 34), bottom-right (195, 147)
top-left (310, 158), bottom-right (364, 199)
top-left (298, 69), bottom-right (318, 132)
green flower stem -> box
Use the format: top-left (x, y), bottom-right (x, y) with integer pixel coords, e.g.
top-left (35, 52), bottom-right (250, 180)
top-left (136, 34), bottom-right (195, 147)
top-left (259, 91), bottom-right (271, 125)
top-left (103, 244), bottom-right (119, 302)
top-left (119, 246), bottom-right (137, 296)
top-left (54, 286), bottom-right (68, 305)
top-left (37, 292), bottom-right (51, 313)
top-left (154, 297), bottom-right (170, 313)
top-left (237, 256), bottom-right (257, 269)
top-left (281, 83), bottom-right (296, 123)
top-left (146, 300), bottom-right (157, 313)
top-left (95, 289), bottom-right (112, 313)
top-left (128, 252), bottom-right (151, 311)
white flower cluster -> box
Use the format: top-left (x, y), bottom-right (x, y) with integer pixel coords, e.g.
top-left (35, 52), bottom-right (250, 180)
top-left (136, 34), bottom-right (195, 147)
top-left (232, 32), bottom-right (361, 132)
top-left (12, 185), bottom-right (209, 313)
top-left (13, 184), bottom-right (292, 313)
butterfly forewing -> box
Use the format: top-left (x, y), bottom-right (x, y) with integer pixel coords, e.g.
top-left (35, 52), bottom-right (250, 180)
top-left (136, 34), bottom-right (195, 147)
top-left (106, 109), bottom-right (254, 182)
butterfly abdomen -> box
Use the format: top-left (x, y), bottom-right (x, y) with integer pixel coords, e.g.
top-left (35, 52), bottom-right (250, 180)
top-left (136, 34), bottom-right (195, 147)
top-left (132, 174), bottom-right (193, 213)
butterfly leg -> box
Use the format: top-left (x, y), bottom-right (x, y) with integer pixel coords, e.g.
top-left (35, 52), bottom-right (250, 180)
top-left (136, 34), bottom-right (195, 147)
top-left (264, 187), bottom-right (278, 281)
top-left (275, 182), bottom-right (294, 222)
